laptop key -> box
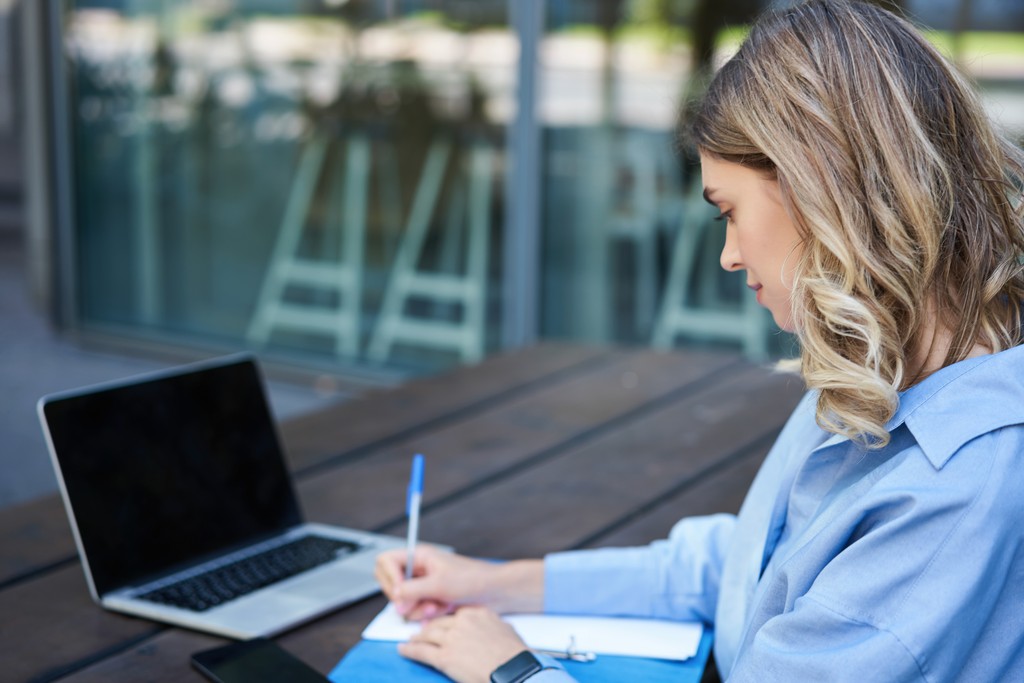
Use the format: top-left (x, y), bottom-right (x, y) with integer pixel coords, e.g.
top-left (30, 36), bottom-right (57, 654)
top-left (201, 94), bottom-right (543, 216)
top-left (138, 535), bottom-right (361, 612)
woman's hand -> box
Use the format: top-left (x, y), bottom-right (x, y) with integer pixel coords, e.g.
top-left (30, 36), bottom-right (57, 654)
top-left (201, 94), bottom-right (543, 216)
top-left (375, 545), bottom-right (498, 620)
top-left (399, 606), bottom-right (529, 683)
top-left (376, 545), bottom-right (546, 620)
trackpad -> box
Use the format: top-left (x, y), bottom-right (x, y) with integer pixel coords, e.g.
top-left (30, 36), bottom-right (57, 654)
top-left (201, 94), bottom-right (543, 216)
top-left (282, 568), bottom-right (376, 602)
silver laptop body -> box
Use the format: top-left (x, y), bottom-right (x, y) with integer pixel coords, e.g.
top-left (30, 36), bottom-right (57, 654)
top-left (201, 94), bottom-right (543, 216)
top-left (38, 354), bottom-right (405, 640)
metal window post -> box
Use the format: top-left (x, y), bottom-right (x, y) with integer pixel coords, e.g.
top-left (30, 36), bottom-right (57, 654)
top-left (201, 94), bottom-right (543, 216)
top-left (502, 0), bottom-right (544, 349)
top-left (21, 0), bottom-right (73, 328)
top-left (43, 0), bottom-right (77, 329)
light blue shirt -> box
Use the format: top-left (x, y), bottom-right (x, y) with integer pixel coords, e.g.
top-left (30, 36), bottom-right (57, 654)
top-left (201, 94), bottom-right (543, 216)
top-left (531, 344), bottom-right (1024, 682)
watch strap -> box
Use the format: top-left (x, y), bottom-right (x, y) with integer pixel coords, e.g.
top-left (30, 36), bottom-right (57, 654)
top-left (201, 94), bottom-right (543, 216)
top-left (490, 650), bottom-right (544, 683)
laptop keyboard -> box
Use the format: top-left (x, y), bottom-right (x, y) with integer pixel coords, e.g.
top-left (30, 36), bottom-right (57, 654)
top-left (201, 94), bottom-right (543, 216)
top-left (139, 535), bottom-right (362, 612)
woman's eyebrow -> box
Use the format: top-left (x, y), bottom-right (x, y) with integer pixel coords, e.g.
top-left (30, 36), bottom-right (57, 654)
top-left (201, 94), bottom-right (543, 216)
top-left (702, 188), bottom-right (719, 206)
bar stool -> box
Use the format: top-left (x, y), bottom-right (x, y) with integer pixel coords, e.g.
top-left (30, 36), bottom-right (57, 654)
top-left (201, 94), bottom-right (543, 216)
top-left (246, 131), bottom-right (369, 357)
top-left (366, 137), bottom-right (494, 364)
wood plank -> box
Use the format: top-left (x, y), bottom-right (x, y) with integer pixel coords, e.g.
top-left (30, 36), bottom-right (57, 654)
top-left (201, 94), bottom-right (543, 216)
top-left (295, 349), bottom-right (741, 531)
top-left (281, 342), bottom-right (611, 472)
top-left (583, 438), bottom-right (773, 549)
top-left (0, 564), bottom-right (162, 683)
top-left (0, 547), bottom-right (387, 683)
top-left (400, 368), bottom-right (804, 559)
top-left (53, 628), bottom-right (227, 683)
top-left (0, 495), bottom-right (75, 589)
top-left (58, 597), bottom-right (392, 683)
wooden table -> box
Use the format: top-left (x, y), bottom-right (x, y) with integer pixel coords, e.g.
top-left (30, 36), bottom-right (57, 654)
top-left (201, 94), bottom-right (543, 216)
top-left (0, 344), bottom-right (804, 683)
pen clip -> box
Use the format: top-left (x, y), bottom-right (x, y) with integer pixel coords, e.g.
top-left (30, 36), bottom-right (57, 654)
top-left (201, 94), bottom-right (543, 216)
top-left (534, 635), bottom-right (597, 663)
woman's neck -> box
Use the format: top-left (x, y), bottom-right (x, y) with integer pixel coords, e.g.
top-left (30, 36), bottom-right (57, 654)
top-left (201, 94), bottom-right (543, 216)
top-left (910, 315), bottom-right (991, 382)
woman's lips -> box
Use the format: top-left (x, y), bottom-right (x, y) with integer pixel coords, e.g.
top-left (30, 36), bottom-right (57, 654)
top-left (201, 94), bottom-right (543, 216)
top-left (748, 283), bottom-right (763, 304)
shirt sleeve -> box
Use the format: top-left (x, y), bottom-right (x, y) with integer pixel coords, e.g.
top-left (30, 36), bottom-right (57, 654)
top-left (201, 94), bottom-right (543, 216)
top-left (524, 654), bottom-right (576, 682)
top-left (543, 513), bottom-right (735, 623)
top-left (726, 595), bottom-right (925, 682)
top-left (526, 669), bottom-right (577, 682)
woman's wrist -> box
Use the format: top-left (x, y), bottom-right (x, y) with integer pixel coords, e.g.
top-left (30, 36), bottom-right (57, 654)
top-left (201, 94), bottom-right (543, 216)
top-left (485, 559), bottom-right (545, 614)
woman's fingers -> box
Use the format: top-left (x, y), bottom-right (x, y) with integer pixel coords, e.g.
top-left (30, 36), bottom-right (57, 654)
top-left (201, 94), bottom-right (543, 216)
top-left (373, 549), bottom-right (406, 601)
top-left (399, 615), bottom-right (454, 668)
top-left (398, 640), bottom-right (444, 670)
top-left (398, 607), bottom-right (529, 683)
top-left (402, 598), bottom-right (452, 622)
top-left (415, 614), bottom-right (454, 642)
top-left (375, 546), bottom-right (504, 622)
top-left (375, 547), bottom-right (454, 618)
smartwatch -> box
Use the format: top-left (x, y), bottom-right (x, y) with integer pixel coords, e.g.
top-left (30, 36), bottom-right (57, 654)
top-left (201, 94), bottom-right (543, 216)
top-left (490, 650), bottom-right (544, 683)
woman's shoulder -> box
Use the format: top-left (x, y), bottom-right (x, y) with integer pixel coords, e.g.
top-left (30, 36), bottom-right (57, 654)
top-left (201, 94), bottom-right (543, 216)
top-left (812, 345), bottom-right (1024, 524)
top-left (897, 344), bottom-right (1024, 470)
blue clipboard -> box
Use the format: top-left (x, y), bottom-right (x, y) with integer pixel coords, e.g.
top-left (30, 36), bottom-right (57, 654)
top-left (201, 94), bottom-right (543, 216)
top-left (329, 630), bottom-right (713, 682)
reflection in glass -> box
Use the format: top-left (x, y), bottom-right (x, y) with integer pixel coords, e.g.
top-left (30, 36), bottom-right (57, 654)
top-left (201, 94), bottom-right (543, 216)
top-left (68, 1), bottom-right (512, 373)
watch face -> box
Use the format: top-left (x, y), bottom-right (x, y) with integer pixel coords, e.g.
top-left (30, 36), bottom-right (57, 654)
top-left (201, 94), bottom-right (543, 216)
top-left (490, 650), bottom-right (543, 683)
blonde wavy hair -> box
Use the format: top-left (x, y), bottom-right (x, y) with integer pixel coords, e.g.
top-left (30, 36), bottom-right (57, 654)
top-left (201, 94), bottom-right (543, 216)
top-left (689, 0), bottom-right (1024, 447)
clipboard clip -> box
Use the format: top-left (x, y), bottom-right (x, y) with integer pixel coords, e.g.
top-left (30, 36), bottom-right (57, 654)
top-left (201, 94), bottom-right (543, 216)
top-left (533, 635), bottom-right (597, 663)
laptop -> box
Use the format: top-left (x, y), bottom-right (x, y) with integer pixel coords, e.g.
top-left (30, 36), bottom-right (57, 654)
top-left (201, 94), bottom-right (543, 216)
top-left (37, 354), bottom-right (406, 639)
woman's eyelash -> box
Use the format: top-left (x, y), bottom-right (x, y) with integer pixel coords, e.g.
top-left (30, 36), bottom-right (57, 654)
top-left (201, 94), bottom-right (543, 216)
top-left (714, 211), bottom-right (732, 222)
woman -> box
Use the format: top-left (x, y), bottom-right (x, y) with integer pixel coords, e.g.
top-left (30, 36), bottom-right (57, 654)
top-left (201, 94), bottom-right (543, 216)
top-left (375, 2), bottom-right (1024, 681)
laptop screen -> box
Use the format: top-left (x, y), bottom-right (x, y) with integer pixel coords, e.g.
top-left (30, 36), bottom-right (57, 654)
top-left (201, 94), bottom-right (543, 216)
top-left (41, 357), bottom-right (303, 596)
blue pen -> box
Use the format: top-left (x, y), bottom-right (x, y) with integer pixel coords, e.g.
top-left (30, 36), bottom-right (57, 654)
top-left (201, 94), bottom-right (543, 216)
top-left (405, 454), bottom-right (424, 581)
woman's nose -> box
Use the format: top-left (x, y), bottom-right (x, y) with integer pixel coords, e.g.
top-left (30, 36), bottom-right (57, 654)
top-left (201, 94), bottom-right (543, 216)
top-left (719, 226), bottom-right (742, 272)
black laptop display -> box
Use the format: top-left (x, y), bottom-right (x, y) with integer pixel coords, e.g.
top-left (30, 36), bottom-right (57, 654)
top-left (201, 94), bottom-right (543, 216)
top-left (43, 359), bottom-right (300, 596)
top-left (39, 355), bottom-right (405, 639)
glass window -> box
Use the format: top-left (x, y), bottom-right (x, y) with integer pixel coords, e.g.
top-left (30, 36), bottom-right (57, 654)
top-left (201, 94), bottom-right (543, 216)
top-left (66, 0), bottom-right (513, 374)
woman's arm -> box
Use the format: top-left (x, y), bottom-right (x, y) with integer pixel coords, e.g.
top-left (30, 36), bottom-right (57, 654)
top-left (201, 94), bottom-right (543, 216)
top-left (376, 513), bottom-right (735, 623)
top-left (375, 545), bottom-right (545, 620)
top-left (545, 513), bottom-right (736, 623)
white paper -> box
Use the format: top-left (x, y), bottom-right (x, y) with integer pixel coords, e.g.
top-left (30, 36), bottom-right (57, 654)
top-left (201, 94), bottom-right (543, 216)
top-left (362, 603), bottom-right (703, 662)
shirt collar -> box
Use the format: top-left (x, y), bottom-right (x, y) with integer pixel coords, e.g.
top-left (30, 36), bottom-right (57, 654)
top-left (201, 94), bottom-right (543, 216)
top-left (896, 345), bottom-right (1024, 469)
top-left (808, 345), bottom-right (1024, 468)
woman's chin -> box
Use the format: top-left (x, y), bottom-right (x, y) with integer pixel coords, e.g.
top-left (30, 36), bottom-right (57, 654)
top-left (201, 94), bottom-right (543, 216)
top-left (769, 307), bottom-right (796, 334)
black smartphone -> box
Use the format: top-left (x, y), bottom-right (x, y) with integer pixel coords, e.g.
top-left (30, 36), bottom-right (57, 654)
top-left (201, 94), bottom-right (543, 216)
top-left (191, 638), bottom-right (331, 683)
